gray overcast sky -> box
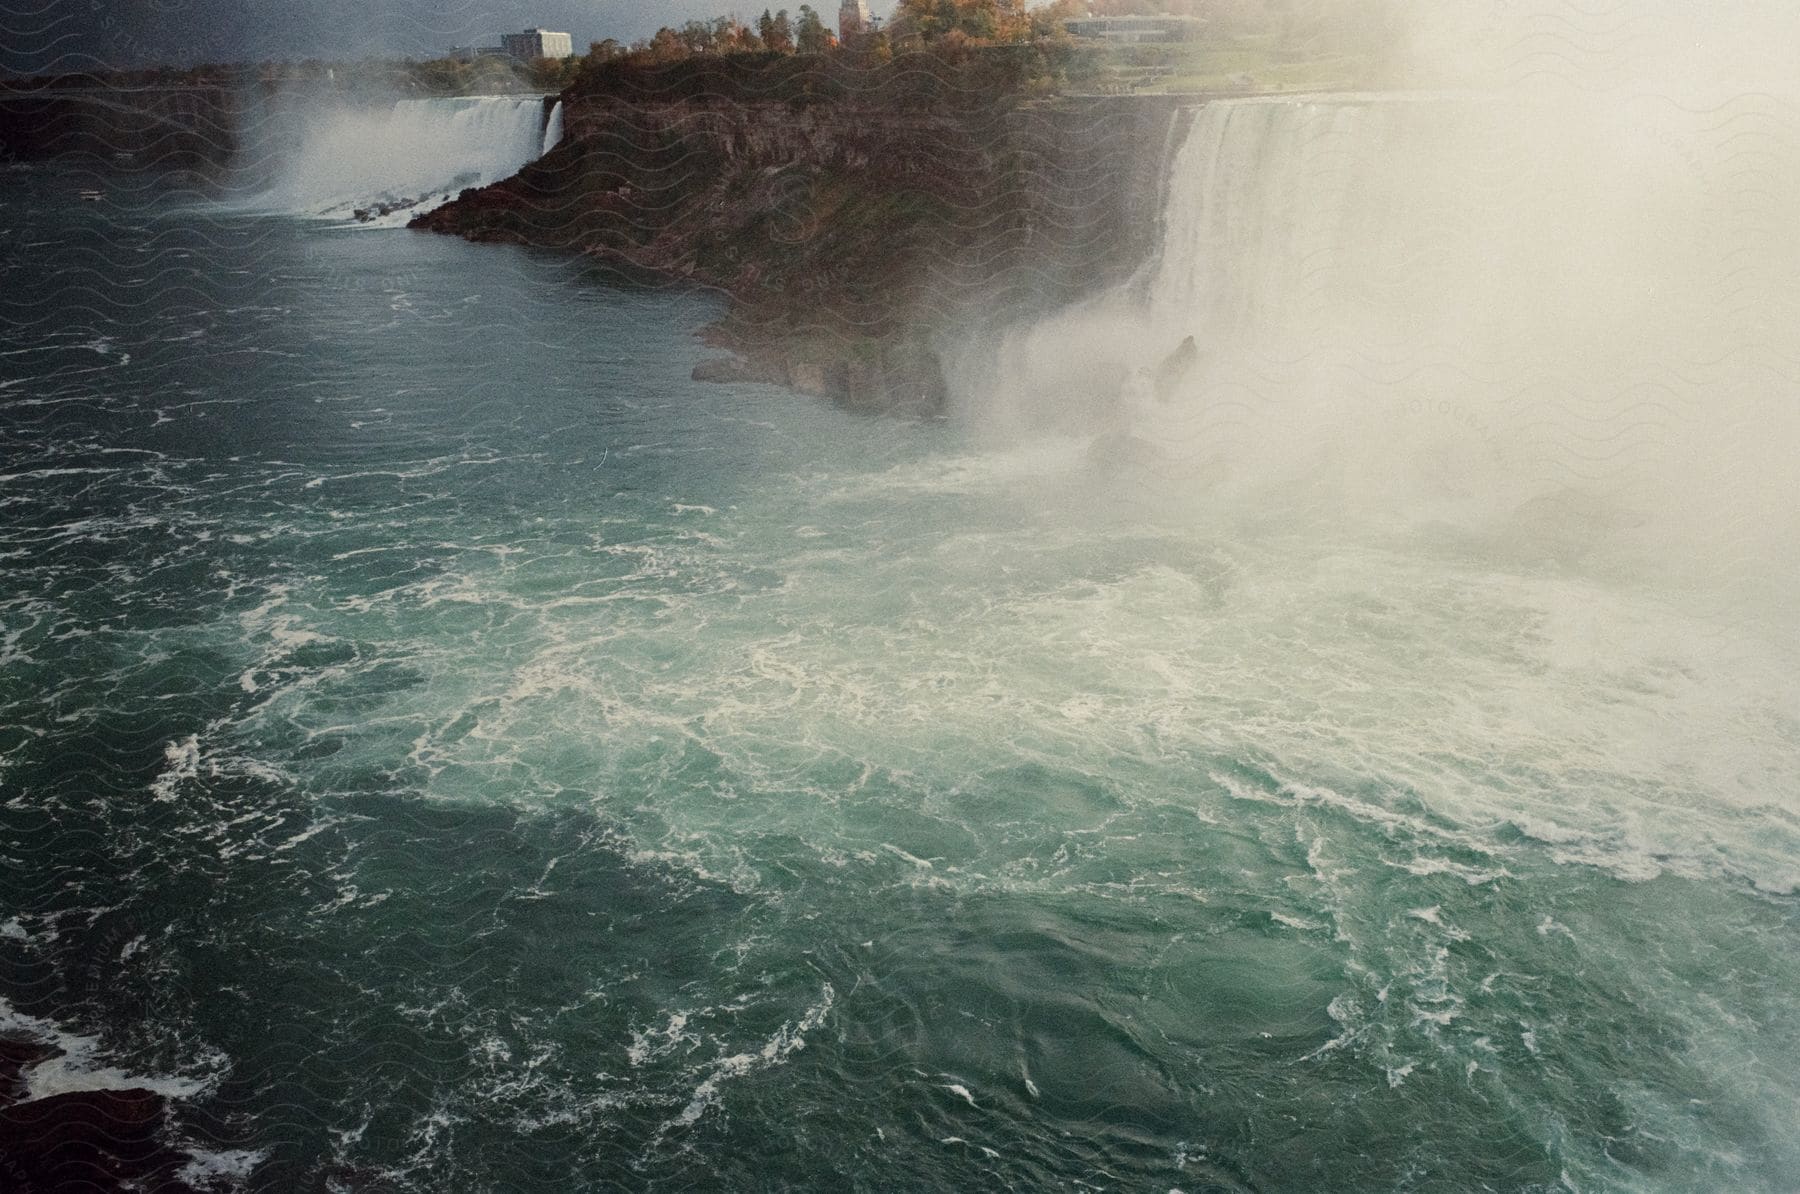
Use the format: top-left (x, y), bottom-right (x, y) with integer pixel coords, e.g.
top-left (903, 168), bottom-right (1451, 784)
top-left (0, 1), bottom-right (898, 75)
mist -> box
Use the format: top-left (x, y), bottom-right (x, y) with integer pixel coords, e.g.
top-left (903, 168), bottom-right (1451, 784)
top-left (954, 1), bottom-right (1800, 632)
top-left (236, 89), bottom-right (556, 223)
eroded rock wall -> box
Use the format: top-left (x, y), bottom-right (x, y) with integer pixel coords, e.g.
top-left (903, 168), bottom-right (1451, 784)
top-left (415, 77), bottom-right (1188, 415)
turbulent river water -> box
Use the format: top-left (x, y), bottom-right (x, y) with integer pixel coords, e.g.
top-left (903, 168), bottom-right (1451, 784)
top-left (2, 92), bottom-right (1798, 1191)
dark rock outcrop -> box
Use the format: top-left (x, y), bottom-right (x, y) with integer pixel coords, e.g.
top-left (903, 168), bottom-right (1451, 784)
top-left (0, 1085), bottom-right (199, 1192)
top-left (0, 1038), bottom-right (58, 1105)
top-left (415, 57), bottom-right (1190, 415)
top-left (0, 84), bottom-right (241, 181)
top-left (0, 1035), bottom-right (205, 1193)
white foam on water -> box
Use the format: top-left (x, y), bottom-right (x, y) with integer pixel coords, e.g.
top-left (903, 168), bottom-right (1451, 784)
top-left (627, 1010), bottom-right (697, 1067)
top-left (665, 984), bottom-right (834, 1131)
top-left (0, 997), bottom-right (219, 1102)
top-left (150, 734), bottom-right (202, 802)
top-left (943, 1080), bottom-right (978, 1107)
top-left (176, 1147), bottom-right (269, 1190)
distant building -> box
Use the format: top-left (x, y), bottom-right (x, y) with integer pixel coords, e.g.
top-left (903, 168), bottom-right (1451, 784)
top-left (839, 0), bottom-right (872, 42)
top-left (500, 29), bottom-right (575, 61)
top-left (1064, 14), bottom-right (1205, 44)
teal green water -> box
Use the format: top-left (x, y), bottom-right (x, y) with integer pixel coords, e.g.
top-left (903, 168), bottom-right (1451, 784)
top-left (2, 169), bottom-right (1798, 1191)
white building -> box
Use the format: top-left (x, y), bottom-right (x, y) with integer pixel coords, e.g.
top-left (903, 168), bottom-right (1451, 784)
top-left (839, 0), bottom-right (872, 42)
top-left (500, 29), bottom-right (575, 61)
top-left (1064, 15), bottom-right (1205, 44)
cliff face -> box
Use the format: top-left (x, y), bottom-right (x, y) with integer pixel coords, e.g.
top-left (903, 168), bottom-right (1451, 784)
top-left (0, 86), bottom-right (240, 180)
top-left (414, 77), bottom-right (1188, 415)
top-left (0, 68), bottom-right (1190, 415)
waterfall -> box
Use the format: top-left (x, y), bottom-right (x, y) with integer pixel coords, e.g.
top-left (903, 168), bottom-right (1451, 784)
top-left (542, 101), bottom-right (565, 155)
top-left (961, 91), bottom-right (1800, 590)
top-left (256, 95), bottom-right (555, 225)
top-left (1133, 96), bottom-right (1617, 361)
top-left (970, 96), bottom-right (1567, 434)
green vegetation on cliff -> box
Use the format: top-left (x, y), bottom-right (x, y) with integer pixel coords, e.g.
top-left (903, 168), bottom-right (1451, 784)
top-left (573, 0), bottom-right (1398, 98)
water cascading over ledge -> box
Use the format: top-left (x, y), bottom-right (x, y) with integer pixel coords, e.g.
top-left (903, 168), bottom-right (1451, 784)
top-left (254, 95), bottom-right (557, 225)
top-left (409, 82), bottom-right (1189, 415)
top-left (962, 91), bottom-right (1800, 612)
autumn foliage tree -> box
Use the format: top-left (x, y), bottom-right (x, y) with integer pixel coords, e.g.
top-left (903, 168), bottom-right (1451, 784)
top-left (890, 0), bottom-right (1034, 44)
top-left (595, 0), bottom-right (1093, 71)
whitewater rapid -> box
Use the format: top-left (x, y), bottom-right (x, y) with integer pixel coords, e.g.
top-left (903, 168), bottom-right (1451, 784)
top-left (946, 90), bottom-right (1800, 895)
top-left (3, 75), bottom-right (1797, 1191)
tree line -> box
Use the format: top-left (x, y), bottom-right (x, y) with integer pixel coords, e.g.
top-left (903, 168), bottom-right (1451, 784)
top-left (587, 0), bottom-right (1090, 69)
top-left (573, 0), bottom-right (1393, 72)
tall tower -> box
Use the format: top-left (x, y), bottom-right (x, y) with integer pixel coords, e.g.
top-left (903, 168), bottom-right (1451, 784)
top-left (839, 0), bottom-right (871, 42)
